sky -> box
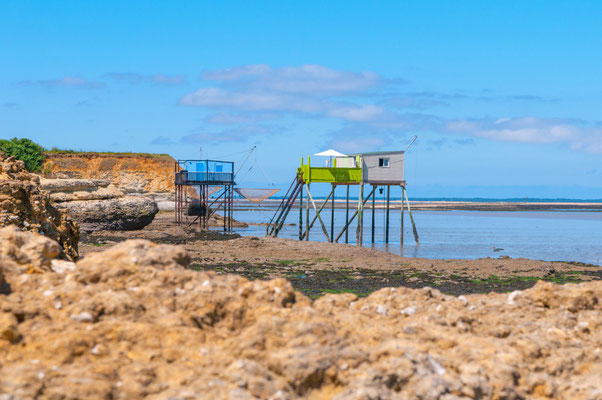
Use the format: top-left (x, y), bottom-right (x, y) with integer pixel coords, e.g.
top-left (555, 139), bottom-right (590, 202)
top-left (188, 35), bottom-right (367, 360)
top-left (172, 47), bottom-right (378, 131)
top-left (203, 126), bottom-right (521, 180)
top-left (1, 0), bottom-right (602, 198)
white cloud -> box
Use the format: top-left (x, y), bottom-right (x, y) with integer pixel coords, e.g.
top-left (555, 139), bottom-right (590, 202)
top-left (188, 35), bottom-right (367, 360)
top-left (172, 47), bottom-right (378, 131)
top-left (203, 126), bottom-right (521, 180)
top-left (202, 64), bottom-right (380, 94)
top-left (182, 64), bottom-right (602, 153)
top-left (181, 64), bottom-right (388, 123)
top-left (204, 113), bottom-right (277, 124)
top-left (445, 116), bottom-right (602, 151)
top-left (104, 72), bottom-right (186, 85)
top-left (18, 76), bottom-right (104, 89)
top-left (327, 105), bottom-right (386, 122)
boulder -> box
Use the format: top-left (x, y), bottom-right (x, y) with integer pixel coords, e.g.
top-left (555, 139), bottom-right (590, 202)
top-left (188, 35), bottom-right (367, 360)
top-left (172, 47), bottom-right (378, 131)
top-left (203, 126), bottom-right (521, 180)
top-left (55, 196), bottom-right (159, 232)
top-left (0, 156), bottom-right (79, 260)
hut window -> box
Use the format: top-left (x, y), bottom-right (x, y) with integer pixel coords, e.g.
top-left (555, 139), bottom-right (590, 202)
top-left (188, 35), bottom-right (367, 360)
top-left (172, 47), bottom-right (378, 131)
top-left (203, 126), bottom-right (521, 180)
top-left (378, 158), bottom-right (390, 167)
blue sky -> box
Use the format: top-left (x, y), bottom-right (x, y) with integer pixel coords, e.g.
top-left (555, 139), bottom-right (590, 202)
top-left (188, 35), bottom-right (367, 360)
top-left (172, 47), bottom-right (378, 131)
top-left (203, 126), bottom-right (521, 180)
top-left (1, 1), bottom-right (602, 197)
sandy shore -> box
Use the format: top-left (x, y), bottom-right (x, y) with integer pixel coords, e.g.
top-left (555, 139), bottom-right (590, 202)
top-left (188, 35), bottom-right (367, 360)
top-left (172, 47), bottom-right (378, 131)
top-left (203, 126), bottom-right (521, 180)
top-left (80, 211), bottom-right (601, 298)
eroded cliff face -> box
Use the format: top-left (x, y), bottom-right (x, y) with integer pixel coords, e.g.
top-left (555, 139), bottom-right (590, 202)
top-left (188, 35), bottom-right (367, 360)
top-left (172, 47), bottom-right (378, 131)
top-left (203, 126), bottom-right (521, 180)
top-left (42, 153), bottom-right (175, 194)
top-left (0, 156), bottom-right (79, 261)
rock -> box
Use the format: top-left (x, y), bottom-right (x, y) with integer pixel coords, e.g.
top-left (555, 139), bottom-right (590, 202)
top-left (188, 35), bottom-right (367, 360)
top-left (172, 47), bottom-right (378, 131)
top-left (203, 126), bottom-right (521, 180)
top-left (0, 156), bottom-right (79, 260)
top-left (40, 178), bottom-right (110, 192)
top-left (0, 312), bottom-right (20, 343)
top-left (0, 266), bottom-right (8, 295)
top-left (0, 226), bottom-right (61, 273)
top-left (0, 230), bottom-right (600, 399)
top-left (40, 178), bottom-right (159, 232)
top-left (147, 192), bottom-right (175, 211)
top-left (55, 196), bottom-right (159, 232)
top-left (40, 178), bottom-right (124, 202)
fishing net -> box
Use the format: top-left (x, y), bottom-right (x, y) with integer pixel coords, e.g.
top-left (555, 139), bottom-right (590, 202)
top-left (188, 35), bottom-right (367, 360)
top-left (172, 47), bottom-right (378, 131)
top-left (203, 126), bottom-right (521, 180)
top-left (235, 188), bottom-right (280, 202)
top-left (207, 186), bottom-right (222, 196)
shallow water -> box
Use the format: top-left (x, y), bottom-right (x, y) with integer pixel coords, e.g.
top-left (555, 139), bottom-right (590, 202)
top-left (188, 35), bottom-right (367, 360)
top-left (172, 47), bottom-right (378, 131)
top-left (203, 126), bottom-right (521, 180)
top-left (230, 208), bottom-right (602, 266)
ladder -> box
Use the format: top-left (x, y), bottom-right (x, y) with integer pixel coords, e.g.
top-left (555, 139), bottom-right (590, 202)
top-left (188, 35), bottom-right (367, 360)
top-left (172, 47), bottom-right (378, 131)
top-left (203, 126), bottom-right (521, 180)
top-left (266, 171), bottom-right (304, 237)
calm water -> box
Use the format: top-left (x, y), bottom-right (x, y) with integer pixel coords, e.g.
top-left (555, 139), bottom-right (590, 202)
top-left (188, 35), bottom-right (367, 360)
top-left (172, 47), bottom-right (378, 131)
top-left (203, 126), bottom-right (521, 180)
top-left (229, 208), bottom-right (602, 266)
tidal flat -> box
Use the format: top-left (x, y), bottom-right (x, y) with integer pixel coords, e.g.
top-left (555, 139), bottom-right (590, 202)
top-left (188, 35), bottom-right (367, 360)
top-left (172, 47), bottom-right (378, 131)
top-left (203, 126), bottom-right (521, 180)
top-left (80, 212), bottom-right (602, 298)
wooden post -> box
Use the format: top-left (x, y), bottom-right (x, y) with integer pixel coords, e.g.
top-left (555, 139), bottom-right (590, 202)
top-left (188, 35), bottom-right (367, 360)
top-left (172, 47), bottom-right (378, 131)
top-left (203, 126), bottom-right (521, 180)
top-left (299, 183), bottom-right (303, 240)
top-left (331, 184), bottom-right (335, 241)
top-left (335, 186), bottom-right (375, 243)
top-left (401, 186), bottom-right (405, 245)
top-left (371, 185), bottom-right (376, 243)
top-left (306, 186), bottom-right (332, 242)
top-left (300, 187), bottom-right (334, 240)
top-left (200, 185), bottom-right (203, 229)
top-left (345, 185), bottom-right (350, 244)
top-left (385, 185), bottom-right (390, 244)
top-left (403, 188), bottom-right (419, 245)
top-left (305, 183), bottom-right (310, 241)
top-left (357, 184), bottom-right (364, 246)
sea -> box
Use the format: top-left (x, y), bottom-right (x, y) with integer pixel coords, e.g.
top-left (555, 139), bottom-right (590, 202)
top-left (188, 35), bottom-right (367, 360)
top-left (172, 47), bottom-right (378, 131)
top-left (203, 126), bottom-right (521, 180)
top-left (227, 199), bottom-right (602, 266)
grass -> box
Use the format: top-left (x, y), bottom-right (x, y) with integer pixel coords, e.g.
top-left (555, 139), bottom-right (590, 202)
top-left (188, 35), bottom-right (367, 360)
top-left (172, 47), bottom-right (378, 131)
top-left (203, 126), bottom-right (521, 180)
top-left (275, 257), bottom-right (331, 266)
top-left (45, 149), bottom-right (171, 158)
top-left (310, 288), bottom-right (371, 299)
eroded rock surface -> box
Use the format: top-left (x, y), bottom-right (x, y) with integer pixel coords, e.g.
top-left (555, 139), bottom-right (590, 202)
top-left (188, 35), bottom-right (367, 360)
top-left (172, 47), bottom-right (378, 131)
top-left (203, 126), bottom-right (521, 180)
top-left (0, 228), bottom-right (600, 399)
top-left (55, 196), bottom-right (159, 233)
top-left (40, 178), bottom-right (159, 232)
top-left (43, 153), bottom-right (175, 210)
top-left (0, 156), bottom-right (78, 260)
top-left (40, 178), bottom-right (124, 202)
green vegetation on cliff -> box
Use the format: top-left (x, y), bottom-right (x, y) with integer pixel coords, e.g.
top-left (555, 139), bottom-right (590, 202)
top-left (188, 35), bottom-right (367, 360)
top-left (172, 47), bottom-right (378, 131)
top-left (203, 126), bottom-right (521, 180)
top-left (0, 138), bottom-right (45, 172)
top-left (46, 148), bottom-right (170, 158)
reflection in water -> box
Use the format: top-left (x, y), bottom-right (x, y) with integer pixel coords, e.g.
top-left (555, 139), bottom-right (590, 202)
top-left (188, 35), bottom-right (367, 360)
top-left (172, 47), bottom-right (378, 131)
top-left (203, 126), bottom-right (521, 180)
top-left (232, 209), bottom-right (602, 266)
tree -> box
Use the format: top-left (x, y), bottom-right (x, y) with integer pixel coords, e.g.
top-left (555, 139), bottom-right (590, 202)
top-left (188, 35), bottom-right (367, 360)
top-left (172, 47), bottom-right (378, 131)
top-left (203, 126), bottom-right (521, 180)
top-left (0, 138), bottom-right (46, 172)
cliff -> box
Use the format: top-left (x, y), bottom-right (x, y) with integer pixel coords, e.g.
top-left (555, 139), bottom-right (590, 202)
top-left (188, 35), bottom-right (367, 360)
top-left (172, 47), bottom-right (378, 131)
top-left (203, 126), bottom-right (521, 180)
top-left (42, 152), bottom-right (175, 194)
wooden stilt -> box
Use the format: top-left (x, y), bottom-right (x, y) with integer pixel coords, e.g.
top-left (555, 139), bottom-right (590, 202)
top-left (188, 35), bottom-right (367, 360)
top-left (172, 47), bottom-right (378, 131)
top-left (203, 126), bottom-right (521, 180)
top-left (305, 183), bottom-right (310, 241)
top-left (331, 184), bottom-right (335, 241)
top-left (385, 185), bottom-right (390, 244)
top-left (401, 186), bottom-right (405, 245)
top-left (345, 185), bottom-right (350, 244)
top-left (403, 188), bottom-right (419, 245)
top-left (335, 186), bottom-right (375, 243)
top-left (300, 187), bottom-right (335, 240)
top-left (371, 185), bottom-right (376, 243)
top-left (299, 183), bottom-right (303, 240)
top-left (306, 186), bottom-right (331, 242)
top-left (356, 184), bottom-right (364, 246)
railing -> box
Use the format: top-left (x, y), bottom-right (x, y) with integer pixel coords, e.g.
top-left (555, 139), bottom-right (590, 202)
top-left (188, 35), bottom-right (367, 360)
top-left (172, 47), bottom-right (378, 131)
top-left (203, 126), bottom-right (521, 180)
top-left (175, 171), bottom-right (234, 184)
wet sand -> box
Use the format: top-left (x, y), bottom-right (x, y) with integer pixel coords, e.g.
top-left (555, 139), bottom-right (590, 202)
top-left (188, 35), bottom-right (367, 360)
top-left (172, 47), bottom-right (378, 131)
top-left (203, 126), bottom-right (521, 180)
top-left (80, 211), bottom-right (602, 298)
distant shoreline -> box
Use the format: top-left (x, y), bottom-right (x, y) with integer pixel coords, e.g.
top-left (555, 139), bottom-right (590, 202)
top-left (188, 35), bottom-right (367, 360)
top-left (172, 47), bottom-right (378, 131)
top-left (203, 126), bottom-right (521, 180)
top-left (234, 199), bottom-right (602, 212)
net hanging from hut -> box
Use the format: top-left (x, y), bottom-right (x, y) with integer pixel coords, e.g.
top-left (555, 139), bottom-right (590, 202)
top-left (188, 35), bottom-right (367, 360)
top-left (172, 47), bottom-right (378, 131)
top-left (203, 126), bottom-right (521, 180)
top-left (230, 146), bottom-right (280, 202)
top-left (234, 188), bottom-right (280, 202)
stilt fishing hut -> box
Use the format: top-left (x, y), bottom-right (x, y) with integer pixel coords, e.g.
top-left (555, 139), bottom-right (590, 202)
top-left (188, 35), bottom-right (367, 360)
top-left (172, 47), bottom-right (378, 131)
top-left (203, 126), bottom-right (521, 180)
top-left (174, 159), bottom-right (235, 232)
top-left (267, 138), bottom-right (419, 245)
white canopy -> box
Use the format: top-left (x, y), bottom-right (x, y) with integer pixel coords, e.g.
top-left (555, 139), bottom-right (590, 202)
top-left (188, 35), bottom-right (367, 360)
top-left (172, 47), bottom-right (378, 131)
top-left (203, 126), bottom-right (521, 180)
top-left (314, 149), bottom-right (348, 157)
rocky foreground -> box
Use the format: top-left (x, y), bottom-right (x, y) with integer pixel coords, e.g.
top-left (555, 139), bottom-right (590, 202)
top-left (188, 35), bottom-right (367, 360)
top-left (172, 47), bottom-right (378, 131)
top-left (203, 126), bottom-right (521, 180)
top-left (1, 227), bottom-right (600, 399)
top-left (0, 156), bottom-right (78, 261)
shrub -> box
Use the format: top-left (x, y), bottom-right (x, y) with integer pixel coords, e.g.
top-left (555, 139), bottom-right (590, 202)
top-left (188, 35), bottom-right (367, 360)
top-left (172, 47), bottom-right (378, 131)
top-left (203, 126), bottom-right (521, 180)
top-left (0, 138), bottom-right (46, 172)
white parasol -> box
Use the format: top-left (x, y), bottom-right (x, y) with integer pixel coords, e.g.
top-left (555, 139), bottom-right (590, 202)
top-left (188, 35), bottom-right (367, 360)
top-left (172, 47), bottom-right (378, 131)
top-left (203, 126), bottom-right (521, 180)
top-left (314, 149), bottom-right (348, 167)
top-left (314, 149), bottom-right (348, 157)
